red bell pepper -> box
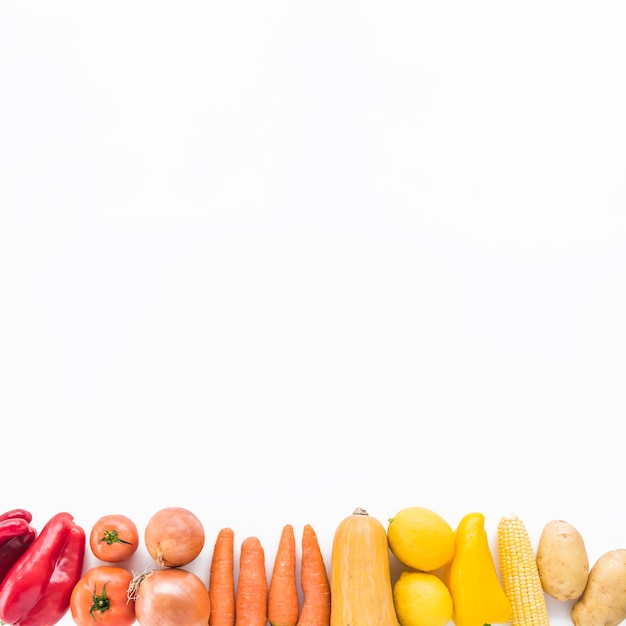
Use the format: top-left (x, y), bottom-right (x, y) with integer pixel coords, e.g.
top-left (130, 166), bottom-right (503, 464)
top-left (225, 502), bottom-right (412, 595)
top-left (0, 509), bottom-right (37, 584)
top-left (0, 511), bottom-right (85, 626)
top-left (0, 509), bottom-right (33, 524)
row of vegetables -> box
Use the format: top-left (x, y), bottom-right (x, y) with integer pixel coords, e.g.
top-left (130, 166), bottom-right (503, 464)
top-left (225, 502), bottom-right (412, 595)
top-left (0, 504), bottom-right (623, 626)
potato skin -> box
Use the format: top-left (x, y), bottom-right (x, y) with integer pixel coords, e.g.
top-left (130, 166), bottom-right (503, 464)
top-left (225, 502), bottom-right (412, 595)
top-left (571, 549), bottom-right (626, 626)
top-left (536, 519), bottom-right (589, 601)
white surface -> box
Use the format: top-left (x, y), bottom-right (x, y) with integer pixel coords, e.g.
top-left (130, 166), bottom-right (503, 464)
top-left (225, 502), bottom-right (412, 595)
top-left (1, 2), bottom-right (626, 624)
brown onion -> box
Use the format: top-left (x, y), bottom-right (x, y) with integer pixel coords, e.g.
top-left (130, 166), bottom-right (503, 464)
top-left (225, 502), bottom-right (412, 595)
top-left (129, 567), bottom-right (210, 626)
top-left (144, 506), bottom-right (205, 567)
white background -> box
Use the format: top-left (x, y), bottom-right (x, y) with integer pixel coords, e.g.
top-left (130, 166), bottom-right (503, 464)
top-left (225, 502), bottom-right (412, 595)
top-left (1, 2), bottom-right (625, 625)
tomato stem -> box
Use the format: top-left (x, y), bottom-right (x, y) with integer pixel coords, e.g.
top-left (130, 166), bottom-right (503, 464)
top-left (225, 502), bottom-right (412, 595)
top-left (99, 529), bottom-right (132, 545)
top-left (90, 583), bottom-right (111, 619)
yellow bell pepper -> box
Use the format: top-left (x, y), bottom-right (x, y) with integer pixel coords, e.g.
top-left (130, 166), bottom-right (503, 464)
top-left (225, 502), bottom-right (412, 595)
top-left (447, 512), bottom-right (512, 626)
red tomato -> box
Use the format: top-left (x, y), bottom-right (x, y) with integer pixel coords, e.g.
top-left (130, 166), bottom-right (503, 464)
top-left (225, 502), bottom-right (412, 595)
top-left (70, 565), bottom-right (135, 626)
top-left (90, 514), bottom-right (139, 562)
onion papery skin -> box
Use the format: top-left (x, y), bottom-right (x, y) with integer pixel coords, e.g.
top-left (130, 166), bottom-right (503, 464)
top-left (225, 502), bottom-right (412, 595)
top-left (144, 506), bottom-right (205, 567)
top-left (133, 568), bottom-right (210, 626)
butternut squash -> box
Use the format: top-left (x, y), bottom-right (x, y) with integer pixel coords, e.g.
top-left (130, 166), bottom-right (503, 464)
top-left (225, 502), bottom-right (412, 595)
top-left (330, 507), bottom-right (399, 626)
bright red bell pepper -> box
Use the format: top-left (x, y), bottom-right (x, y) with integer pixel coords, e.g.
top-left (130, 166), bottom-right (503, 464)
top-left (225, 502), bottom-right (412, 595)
top-left (0, 511), bottom-right (85, 626)
top-left (0, 509), bottom-right (37, 584)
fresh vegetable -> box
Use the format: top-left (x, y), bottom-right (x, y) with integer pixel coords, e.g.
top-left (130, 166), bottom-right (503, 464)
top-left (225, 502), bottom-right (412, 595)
top-left (130, 567), bottom-right (211, 626)
top-left (536, 518), bottom-right (589, 601)
top-left (497, 514), bottom-right (549, 626)
top-left (0, 509), bottom-right (37, 584)
top-left (144, 506), bottom-right (205, 567)
top-left (297, 524), bottom-right (331, 626)
top-left (70, 565), bottom-right (136, 626)
top-left (446, 512), bottom-right (512, 626)
top-left (209, 527), bottom-right (236, 626)
top-left (0, 511), bottom-right (85, 626)
top-left (235, 535), bottom-right (268, 626)
top-left (90, 513), bottom-right (139, 563)
top-left (330, 507), bottom-right (397, 626)
top-left (268, 523), bottom-right (299, 626)
top-left (0, 508), bottom-right (34, 523)
top-left (571, 549), bottom-right (626, 626)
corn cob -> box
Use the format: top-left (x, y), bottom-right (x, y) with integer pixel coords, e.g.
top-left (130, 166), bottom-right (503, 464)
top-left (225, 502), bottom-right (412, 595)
top-left (497, 514), bottom-right (550, 626)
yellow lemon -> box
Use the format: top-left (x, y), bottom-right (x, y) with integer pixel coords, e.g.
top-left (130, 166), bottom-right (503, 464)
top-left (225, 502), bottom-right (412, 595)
top-left (393, 571), bottom-right (453, 626)
top-left (388, 506), bottom-right (454, 571)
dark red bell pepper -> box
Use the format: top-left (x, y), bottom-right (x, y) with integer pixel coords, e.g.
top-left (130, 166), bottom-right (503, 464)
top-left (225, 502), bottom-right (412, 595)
top-left (0, 516), bottom-right (38, 583)
top-left (0, 511), bottom-right (85, 626)
top-left (0, 509), bottom-right (33, 524)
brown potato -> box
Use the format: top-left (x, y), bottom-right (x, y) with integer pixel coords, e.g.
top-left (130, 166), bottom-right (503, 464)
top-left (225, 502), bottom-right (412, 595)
top-left (572, 549), bottom-right (626, 626)
top-left (536, 519), bottom-right (589, 601)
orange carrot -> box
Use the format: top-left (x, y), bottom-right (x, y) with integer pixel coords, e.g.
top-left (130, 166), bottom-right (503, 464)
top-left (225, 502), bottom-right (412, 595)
top-left (235, 536), bottom-right (268, 626)
top-left (297, 524), bottom-right (331, 626)
top-left (209, 527), bottom-right (236, 626)
top-left (268, 524), bottom-right (299, 626)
